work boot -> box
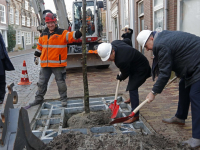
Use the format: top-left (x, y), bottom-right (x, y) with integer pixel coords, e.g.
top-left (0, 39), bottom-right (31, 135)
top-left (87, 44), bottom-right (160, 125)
top-left (123, 116), bottom-right (139, 124)
top-left (181, 138), bottom-right (200, 148)
top-left (29, 100), bottom-right (43, 107)
top-left (61, 99), bottom-right (67, 107)
top-left (124, 98), bottom-right (131, 104)
top-left (162, 116), bottom-right (185, 125)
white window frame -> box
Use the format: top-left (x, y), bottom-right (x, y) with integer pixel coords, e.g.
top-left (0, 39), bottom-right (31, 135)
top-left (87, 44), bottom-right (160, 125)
top-left (153, 0), bottom-right (164, 31)
top-left (15, 10), bottom-right (19, 25)
top-left (25, 1), bottom-right (29, 10)
top-left (22, 16), bottom-right (25, 26)
top-left (16, 30), bottom-right (21, 44)
top-left (0, 4), bottom-right (6, 24)
top-left (27, 17), bottom-right (30, 27)
top-left (26, 32), bottom-right (31, 45)
top-left (10, 7), bottom-right (14, 24)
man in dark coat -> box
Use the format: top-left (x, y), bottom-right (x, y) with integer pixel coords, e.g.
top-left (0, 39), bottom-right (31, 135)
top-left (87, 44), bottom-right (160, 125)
top-left (97, 39), bottom-right (151, 123)
top-left (0, 33), bottom-right (15, 104)
top-left (137, 30), bottom-right (200, 148)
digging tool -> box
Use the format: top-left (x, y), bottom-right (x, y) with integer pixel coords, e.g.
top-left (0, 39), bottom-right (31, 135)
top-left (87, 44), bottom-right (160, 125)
top-left (109, 79), bottom-right (120, 118)
top-left (110, 76), bottom-right (177, 125)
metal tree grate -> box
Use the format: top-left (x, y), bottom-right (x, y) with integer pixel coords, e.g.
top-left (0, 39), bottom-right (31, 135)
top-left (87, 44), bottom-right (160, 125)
top-left (31, 96), bottom-right (151, 143)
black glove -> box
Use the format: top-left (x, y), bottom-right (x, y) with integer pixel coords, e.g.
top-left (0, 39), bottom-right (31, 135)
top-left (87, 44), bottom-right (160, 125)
top-left (116, 74), bottom-right (122, 81)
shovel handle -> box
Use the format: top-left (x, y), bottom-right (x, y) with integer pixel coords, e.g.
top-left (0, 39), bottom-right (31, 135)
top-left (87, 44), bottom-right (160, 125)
top-left (115, 80), bottom-right (120, 100)
top-left (129, 76), bottom-right (178, 117)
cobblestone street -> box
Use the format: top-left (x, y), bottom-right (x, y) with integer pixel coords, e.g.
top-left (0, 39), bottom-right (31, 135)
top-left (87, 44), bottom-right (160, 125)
top-left (6, 52), bottom-right (40, 108)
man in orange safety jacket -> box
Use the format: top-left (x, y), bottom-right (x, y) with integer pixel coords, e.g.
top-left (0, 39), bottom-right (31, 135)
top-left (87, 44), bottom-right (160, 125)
top-left (26, 12), bottom-right (83, 108)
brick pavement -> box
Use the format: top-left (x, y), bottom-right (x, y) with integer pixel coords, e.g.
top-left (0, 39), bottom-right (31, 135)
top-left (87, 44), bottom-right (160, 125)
top-left (46, 63), bottom-right (192, 142)
top-left (8, 49), bottom-right (35, 58)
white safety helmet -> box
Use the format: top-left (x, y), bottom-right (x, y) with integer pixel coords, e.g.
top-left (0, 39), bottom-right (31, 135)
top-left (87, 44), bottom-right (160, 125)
top-left (137, 30), bottom-right (152, 49)
top-left (97, 43), bottom-right (112, 61)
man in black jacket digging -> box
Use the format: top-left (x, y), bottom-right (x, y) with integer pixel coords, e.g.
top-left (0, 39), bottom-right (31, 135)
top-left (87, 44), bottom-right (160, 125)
top-left (97, 39), bottom-right (151, 123)
top-left (137, 30), bottom-right (200, 148)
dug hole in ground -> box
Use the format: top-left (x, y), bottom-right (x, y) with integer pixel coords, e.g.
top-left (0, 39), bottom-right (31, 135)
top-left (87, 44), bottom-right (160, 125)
top-left (42, 109), bottom-right (191, 150)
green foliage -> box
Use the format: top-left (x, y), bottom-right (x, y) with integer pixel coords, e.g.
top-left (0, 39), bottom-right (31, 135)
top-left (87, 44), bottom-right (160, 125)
top-left (32, 44), bottom-right (37, 49)
top-left (18, 46), bottom-right (23, 50)
top-left (7, 25), bottom-right (16, 52)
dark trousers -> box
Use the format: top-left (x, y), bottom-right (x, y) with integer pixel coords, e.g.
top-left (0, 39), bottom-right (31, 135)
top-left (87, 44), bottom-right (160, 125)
top-left (0, 73), bottom-right (6, 101)
top-left (175, 78), bottom-right (200, 139)
top-left (129, 89), bottom-right (139, 117)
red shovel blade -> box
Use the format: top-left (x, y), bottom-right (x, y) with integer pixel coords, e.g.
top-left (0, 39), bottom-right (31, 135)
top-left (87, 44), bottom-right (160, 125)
top-left (111, 104), bottom-right (119, 118)
top-left (109, 99), bottom-right (117, 111)
top-left (110, 112), bottom-right (135, 125)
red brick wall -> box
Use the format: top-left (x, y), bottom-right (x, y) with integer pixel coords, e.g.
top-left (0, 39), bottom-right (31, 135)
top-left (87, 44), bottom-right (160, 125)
top-left (168, 0), bottom-right (177, 31)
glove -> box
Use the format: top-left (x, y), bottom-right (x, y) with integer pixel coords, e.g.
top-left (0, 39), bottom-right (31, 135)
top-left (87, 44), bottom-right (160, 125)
top-left (34, 57), bottom-right (39, 65)
top-left (116, 74), bottom-right (122, 81)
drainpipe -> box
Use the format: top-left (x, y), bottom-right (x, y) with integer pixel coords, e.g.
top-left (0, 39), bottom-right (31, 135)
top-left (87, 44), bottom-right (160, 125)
top-left (131, 0), bottom-right (135, 47)
top-left (164, 0), bottom-right (168, 30)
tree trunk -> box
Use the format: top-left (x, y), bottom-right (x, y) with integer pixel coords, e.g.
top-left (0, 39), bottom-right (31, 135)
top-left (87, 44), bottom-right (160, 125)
top-left (82, 0), bottom-right (90, 113)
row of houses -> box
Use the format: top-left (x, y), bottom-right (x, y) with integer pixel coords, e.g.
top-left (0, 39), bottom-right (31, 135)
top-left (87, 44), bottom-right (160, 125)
top-left (0, 0), bottom-right (40, 51)
top-left (104, 0), bottom-right (200, 65)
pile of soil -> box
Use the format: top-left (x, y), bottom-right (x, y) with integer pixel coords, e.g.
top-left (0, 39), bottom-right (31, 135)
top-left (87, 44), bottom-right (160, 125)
top-left (43, 110), bottom-right (191, 149)
top-left (43, 132), bottom-right (191, 150)
top-left (66, 110), bottom-right (112, 128)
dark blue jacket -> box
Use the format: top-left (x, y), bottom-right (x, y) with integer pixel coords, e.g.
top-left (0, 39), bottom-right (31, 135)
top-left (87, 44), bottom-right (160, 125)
top-left (152, 30), bottom-right (200, 93)
top-left (0, 33), bottom-right (15, 75)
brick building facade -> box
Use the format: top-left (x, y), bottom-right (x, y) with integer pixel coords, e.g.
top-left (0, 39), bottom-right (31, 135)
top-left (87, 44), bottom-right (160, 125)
top-left (105, 0), bottom-right (200, 66)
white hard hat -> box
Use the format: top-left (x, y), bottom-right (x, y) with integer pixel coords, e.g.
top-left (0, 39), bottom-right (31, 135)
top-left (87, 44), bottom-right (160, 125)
top-left (137, 30), bottom-right (152, 49)
top-left (97, 43), bottom-right (112, 61)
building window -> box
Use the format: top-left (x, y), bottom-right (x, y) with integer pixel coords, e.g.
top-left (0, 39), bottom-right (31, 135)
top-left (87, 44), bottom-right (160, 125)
top-left (178, 0), bottom-right (200, 36)
top-left (22, 16), bottom-right (25, 25)
top-left (10, 7), bottom-right (14, 24)
top-left (25, 1), bottom-right (29, 10)
top-left (15, 10), bottom-right (19, 25)
top-left (27, 17), bottom-right (30, 27)
top-left (153, 0), bottom-right (164, 31)
top-left (138, 1), bottom-right (144, 54)
top-left (16, 30), bottom-right (21, 44)
top-left (138, 1), bottom-right (144, 17)
top-left (0, 4), bottom-right (6, 24)
top-left (26, 32), bottom-right (31, 44)
top-left (124, 0), bottom-right (129, 26)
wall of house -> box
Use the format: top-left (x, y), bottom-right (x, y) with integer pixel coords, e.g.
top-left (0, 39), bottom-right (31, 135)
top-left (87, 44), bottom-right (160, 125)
top-left (0, 0), bottom-right (8, 48)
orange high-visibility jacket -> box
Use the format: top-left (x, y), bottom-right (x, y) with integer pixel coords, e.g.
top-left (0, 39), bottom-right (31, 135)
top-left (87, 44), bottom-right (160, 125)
top-left (35, 27), bottom-right (82, 67)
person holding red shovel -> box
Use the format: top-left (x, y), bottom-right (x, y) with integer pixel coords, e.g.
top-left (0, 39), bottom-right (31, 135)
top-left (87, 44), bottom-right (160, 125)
top-left (137, 30), bottom-right (200, 148)
top-left (97, 38), bottom-right (151, 123)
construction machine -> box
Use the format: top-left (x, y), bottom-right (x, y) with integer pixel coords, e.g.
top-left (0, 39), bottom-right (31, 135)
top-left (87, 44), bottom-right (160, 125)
top-left (31, 0), bottom-right (111, 69)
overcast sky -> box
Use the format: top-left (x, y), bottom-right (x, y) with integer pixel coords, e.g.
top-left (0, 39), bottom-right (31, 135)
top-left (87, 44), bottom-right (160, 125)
top-left (44, 0), bottom-right (74, 13)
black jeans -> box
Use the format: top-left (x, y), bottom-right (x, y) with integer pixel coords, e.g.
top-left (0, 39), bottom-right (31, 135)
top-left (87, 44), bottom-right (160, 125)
top-left (0, 73), bottom-right (6, 101)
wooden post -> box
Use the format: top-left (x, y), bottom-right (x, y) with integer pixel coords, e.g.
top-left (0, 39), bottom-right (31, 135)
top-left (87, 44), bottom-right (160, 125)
top-left (82, 0), bottom-right (90, 113)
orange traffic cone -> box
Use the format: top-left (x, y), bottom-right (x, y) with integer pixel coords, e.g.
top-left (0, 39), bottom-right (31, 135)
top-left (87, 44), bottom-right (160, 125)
top-left (18, 60), bottom-right (32, 85)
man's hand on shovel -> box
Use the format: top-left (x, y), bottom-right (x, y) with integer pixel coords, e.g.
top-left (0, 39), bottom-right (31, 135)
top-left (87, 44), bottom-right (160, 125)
top-left (146, 92), bottom-right (156, 103)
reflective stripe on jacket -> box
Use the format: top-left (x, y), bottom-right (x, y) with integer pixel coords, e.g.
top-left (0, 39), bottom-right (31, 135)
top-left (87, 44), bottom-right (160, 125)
top-left (37, 27), bottom-right (77, 67)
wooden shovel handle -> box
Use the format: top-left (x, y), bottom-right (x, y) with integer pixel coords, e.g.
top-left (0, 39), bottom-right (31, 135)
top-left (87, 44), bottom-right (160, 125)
top-left (115, 80), bottom-right (120, 100)
top-left (129, 76), bottom-right (178, 117)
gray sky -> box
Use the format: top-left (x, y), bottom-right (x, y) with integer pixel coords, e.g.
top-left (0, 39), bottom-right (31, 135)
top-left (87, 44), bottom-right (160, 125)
top-left (44, 0), bottom-right (74, 13)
